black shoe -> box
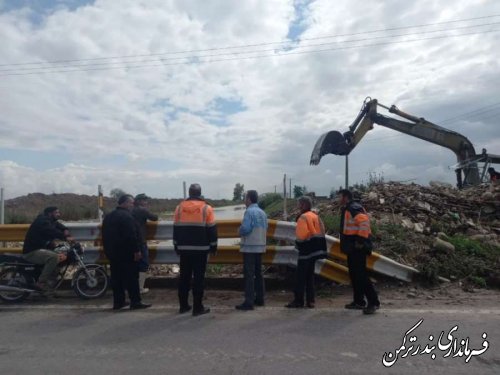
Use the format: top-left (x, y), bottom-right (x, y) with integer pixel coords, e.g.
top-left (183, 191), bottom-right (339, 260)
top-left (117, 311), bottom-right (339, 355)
top-left (32, 282), bottom-right (48, 292)
top-left (192, 307), bottom-right (210, 316)
top-left (179, 305), bottom-right (192, 314)
top-left (235, 303), bottom-right (254, 311)
top-left (254, 300), bottom-right (265, 307)
top-left (345, 301), bottom-right (366, 310)
top-left (130, 302), bottom-right (152, 310)
top-left (112, 302), bottom-right (129, 311)
top-left (306, 302), bottom-right (315, 309)
top-left (285, 301), bottom-right (304, 308)
top-left (363, 305), bottom-right (377, 315)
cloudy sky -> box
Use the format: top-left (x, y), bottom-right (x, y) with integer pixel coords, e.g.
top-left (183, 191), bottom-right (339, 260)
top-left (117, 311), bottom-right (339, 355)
top-left (1, 0), bottom-right (499, 199)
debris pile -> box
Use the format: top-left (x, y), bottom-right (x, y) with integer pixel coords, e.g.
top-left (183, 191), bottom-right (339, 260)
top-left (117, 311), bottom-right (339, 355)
top-left (361, 181), bottom-right (500, 241)
top-left (309, 181), bottom-right (500, 288)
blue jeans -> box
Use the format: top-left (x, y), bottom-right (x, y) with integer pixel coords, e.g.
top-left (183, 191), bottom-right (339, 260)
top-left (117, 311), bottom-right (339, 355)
top-left (139, 244), bottom-right (149, 272)
top-left (243, 253), bottom-right (265, 306)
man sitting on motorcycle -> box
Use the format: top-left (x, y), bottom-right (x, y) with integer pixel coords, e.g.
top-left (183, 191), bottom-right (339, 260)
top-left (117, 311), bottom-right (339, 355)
top-left (23, 206), bottom-right (74, 291)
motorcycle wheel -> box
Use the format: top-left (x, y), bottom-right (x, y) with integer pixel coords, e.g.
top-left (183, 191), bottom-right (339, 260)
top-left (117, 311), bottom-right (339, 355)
top-left (0, 267), bottom-right (31, 302)
top-left (72, 264), bottom-right (108, 299)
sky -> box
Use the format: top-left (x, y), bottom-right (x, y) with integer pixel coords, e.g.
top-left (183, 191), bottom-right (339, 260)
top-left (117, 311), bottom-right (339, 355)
top-left (1, 0), bottom-right (499, 199)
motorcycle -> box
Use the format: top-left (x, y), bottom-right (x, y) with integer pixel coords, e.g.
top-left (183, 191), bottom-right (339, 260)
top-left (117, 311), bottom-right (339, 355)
top-left (0, 242), bottom-right (109, 302)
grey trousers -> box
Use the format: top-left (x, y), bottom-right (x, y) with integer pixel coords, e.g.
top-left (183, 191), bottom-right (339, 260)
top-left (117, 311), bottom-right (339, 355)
top-left (23, 249), bottom-right (59, 284)
top-left (242, 253), bottom-right (265, 306)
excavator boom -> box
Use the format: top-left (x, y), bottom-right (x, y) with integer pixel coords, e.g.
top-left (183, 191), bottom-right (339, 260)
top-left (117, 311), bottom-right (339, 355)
top-left (310, 98), bottom-right (497, 187)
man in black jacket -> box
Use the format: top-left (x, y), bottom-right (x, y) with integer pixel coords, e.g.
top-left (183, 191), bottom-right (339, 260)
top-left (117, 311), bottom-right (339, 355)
top-left (23, 206), bottom-right (73, 291)
top-left (173, 184), bottom-right (217, 316)
top-left (102, 194), bottom-right (152, 310)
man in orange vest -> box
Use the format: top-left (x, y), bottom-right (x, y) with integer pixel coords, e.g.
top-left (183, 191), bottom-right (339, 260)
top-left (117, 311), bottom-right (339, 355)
top-left (173, 183), bottom-right (217, 316)
top-left (286, 196), bottom-right (327, 308)
top-left (338, 189), bottom-right (380, 315)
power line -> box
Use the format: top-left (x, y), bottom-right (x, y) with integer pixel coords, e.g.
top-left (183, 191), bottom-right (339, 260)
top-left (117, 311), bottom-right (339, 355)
top-left (2, 21), bottom-right (499, 73)
top-left (2, 28), bottom-right (498, 77)
top-left (2, 13), bottom-right (499, 68)
top-left (438, 102), bottom-right (500, 124)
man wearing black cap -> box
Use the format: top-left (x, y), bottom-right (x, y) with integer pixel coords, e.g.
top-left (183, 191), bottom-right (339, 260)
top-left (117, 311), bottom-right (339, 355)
top-left (132, 193), bottom-right (159, 294)
top-left (23, 206), bottom-right (74, 291)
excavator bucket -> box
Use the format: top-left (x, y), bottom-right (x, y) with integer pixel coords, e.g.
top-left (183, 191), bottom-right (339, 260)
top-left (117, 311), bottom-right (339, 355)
top-left (310, 130), bottom-right (350, 165)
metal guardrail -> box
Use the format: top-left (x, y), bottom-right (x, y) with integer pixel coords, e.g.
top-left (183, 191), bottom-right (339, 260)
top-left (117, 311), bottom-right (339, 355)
top-left (0, 219), bottom-right (418, 283)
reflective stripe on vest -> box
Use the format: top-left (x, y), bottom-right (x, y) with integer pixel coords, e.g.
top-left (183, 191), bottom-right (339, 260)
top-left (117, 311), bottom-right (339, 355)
top-left (343, 210), bottom-right (371, 238)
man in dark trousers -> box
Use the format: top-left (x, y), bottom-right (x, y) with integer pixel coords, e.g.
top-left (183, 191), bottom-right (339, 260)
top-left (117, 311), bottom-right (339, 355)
top-left (285, 196), bottom-right (327, 309)
top-left (102, 194), bottom-right (152, 311)
top-left (23, 206), bottom-right (73, 291)
top-left (236, 190), bottom-right (268, 311)
top-left (173, 183), bottom-right (217, 316)
top-left (132, 193), bottom-right (159, 294)
top-left (338, 189), bottom-right (380, 315)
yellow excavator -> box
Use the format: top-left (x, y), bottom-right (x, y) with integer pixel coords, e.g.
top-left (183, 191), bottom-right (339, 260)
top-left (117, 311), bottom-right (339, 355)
top-left (310, 97), bottom-right (500, 188)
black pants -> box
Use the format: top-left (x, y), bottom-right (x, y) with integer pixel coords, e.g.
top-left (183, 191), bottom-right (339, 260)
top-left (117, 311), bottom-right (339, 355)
top-left (178, 252), bottom-right (208, 311)
top-left (109, 260), bottom-right (141, 306)
top-left (243, 253), bottom-right (265, 306)
top-left (347, 251), bottom-right (379, 306)
top-left (294, 258), bottom-right (316, 305)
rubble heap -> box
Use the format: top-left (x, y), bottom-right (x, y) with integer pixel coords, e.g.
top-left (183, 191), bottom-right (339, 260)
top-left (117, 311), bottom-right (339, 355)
top-left (361, 181), bottom-right (500, 241)
top-left (312, 181), bottom-right (500, 288)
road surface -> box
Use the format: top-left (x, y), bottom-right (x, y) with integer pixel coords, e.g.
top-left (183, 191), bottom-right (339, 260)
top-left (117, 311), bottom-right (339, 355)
top-left (1, 291), bottom-right (499, 375)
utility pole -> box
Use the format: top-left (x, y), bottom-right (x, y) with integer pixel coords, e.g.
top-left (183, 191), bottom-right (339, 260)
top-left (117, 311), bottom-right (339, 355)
top-left (345, 155), bottom-right (349, 189)
top-left (289, 178), bottom-right (292, 199)
top-left (283, 174), bottom-right (287, 220)
top-left (274, 185), bottom-right (277, 194)
top-left (97, 185), bottom-right (104, 221)
top-left (183, 181), bottom-right (187, 199)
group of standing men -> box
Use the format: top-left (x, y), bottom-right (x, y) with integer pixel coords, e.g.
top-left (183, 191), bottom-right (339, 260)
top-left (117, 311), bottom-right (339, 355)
top-left (22, 183), bottom-right (380, 315)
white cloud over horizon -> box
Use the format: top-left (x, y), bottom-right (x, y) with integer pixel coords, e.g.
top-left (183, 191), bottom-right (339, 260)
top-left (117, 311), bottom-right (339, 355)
top-left (1, 0), bottom-right (499, 199)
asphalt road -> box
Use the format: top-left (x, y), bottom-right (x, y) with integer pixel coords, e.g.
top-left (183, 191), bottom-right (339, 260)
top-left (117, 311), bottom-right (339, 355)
top-left (1, 298), bottom-right (499, 375)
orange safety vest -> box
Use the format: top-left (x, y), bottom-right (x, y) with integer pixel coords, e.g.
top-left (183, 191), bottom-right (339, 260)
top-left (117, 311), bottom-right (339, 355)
top-left (295, 211), bottom-right (327, 261)
top-left (173, 199), bottom-right (217, 252)
top-left (343, 208), bottom-right (371, 239)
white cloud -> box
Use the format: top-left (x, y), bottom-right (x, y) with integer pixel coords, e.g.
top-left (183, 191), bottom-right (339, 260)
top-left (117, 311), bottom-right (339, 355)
top-left (0, 0), bottom-right (499, 199)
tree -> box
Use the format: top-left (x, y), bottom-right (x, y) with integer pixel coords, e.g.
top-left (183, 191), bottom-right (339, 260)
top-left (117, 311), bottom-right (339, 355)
top-left (232, 183), bottom-right (244, 201)
top-left (110, 188), bottom-right (127, 199)
top-left (329, 188), bottom-right (337, 199)
top-left (293, 185), bottom-right (309, 198)
top-left (293, 185), bottom-right (304, 198)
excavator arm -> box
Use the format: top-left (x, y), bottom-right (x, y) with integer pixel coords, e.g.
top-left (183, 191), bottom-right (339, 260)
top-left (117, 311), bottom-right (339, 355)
top-left (310, 97), bottom-right (497, 187)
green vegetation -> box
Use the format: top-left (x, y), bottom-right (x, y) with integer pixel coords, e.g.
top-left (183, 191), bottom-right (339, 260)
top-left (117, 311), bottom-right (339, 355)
top-left (232, 183), bottom-right (244, 202)
top-left (261, 196), bottom-right (296, 220)
top-left (5, 211), bottom-right (31, 224)
top-left (319, 212), bottom-right (340, 235)
top-left (258, 193), bottom-right (282, 210)
top-left (373, 223), bottom-right (412, 258)
top-left (206, 264), bottom-right (224, 275)
top-left (419, 235), bottom-right (500, 288)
